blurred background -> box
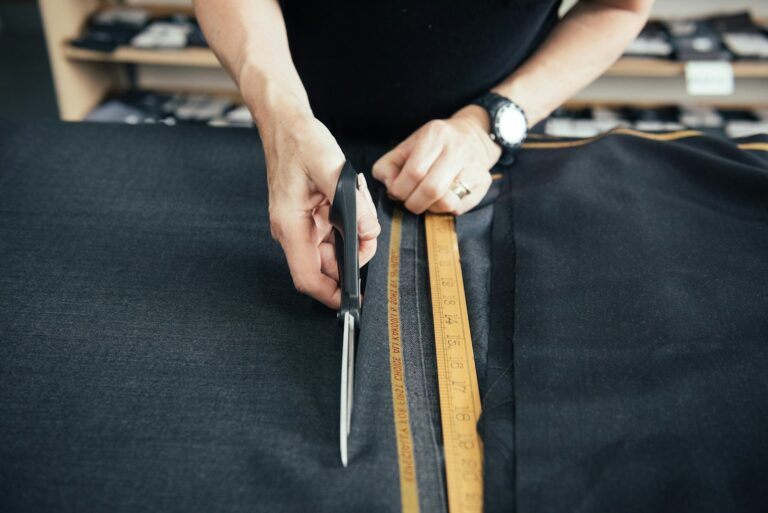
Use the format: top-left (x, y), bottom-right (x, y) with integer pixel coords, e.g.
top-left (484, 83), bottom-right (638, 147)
top-left (1, 0), bottom-right (767, 137)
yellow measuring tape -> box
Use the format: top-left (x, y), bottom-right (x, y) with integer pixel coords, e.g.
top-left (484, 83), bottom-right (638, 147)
top-left (388, 208), bottom-right (421, 513)
top-left (387, 209), bottom-right (483, 513)
top-left (425, 213), bottom-right (484, 513)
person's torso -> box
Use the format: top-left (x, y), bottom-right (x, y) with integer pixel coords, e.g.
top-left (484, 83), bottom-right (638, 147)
top-left (281, 0), bottom-right (561, 140)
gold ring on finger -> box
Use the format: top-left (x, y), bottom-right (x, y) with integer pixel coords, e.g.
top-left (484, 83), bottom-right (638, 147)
top-left (449, 179), bottom-right (472, 200)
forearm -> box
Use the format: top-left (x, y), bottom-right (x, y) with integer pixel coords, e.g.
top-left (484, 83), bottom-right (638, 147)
top-left (456, 0), bottom-right (653, 129)
top-left (193, 0), bottom-right (310, 133)
top-left (499, 0), bottom-right (653, 124)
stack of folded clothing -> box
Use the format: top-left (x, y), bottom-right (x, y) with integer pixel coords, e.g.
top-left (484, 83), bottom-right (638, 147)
top-left (70, 8), bottom-right (149, 53)
top-left (543, 107), bottom-right (628, 138)
top-left (720, 108), bottom-right (768, 138)
top-left (622, 11), bottom-right (768, 62)
top-left (545, 105), bottom-right (768, 138)
top-left (620, 105), bottom-right (685, 131)
top-left (710, 12), bottom-right (768, 59)
top-left (70, 8), bottom-right (207, 53)
top-left (85, 91), bottom-right (249, 128)
top-left (131, 15), bottom-right (207, 50)
top-left (665, 18), bottom-right (733, 61)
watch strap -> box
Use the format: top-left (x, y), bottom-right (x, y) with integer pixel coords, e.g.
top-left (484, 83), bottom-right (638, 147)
top-left (470, 92), bottom-right (527, 166)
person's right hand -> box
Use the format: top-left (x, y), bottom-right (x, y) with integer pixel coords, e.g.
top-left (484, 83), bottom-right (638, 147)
top-left (261, 110), bottom-right (380, 309)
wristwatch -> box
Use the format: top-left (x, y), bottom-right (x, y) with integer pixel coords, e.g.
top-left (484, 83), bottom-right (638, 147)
top-left (471, 92), bottom-right (528, 165)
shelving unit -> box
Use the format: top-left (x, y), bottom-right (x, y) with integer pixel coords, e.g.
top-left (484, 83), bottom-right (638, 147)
top-left (39, 0), bottom-right (768, 121)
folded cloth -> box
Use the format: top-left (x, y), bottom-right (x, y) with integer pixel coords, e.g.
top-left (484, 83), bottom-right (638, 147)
top-left (131, 20), bottom-right (191, 50)
top-left (665, 19), bottom-right (732, 61)
top-left (710, 12), bottom-right (768, 59)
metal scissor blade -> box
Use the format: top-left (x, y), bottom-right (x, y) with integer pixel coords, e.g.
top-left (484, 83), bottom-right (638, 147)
top-left (339, 311), bottom-right (356, 467)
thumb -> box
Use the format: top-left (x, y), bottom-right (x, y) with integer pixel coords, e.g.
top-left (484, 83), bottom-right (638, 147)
top-left (308, 155), bottom-right (380, 246)
top-left (356, 173), bottom-right (380, 241)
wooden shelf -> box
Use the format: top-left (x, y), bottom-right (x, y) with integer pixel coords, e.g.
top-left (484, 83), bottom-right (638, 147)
top-left (62, 45), bottom-right (768, 78)
top-left (63, 45), bottom-right (220, 68)
top-left (606, 58), bottom-right (768, 78)
top-left (564, 99), bottom-right (768, 110)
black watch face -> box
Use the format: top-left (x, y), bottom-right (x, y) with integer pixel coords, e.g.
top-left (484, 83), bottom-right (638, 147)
top-left (495, 103), bottom-right (527, 147)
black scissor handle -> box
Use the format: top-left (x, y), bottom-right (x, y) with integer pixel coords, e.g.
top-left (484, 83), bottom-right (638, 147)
top-left (329, 161), bottom-right (361, 326)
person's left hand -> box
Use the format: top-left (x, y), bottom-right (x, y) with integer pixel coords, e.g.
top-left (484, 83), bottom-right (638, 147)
top-left (372, 105), bottom-right (502, 216)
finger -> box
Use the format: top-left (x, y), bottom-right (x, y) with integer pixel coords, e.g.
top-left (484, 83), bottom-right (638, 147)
top-left (319, 241), bottom-right (339, 281)
top-left (388, 141), bottom-right (443, 201)
top-left (356, 173), bottom-right (380, 241)
top-left (277, 211), bottom-right (341, 309)
top-left (313, 203), bottom-right (333, 245)
top-left (359, 237), bottom-right (377, 267)
top-left (357, 174), bottom-right (380, 265)
top-left (403, 150), bottom-right (460, 214)
top-left (316, 174), bottom-right (379, 273)
top-left (429, 168), bottom-right (493, 216)
top-left (372, 142), bottom-right (409, 188)
top-left (316, 173), bottom-right (378, 242)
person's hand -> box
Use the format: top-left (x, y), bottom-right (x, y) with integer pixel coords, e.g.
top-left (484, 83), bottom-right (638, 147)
top-left (261, 110), bottom-right (380, 309)
top-left (372, 105), bottom-right (502, 216)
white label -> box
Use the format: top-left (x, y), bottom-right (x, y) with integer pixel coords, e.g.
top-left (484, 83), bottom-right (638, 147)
top-left (685, 61), bottom-right (734, 96)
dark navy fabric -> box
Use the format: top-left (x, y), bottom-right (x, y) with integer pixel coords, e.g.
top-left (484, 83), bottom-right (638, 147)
top-left (0, 121), bottom-right (392, 512)
top-left (482, 131), bottom-right (768, 513)
top-left (0, 121), bottom-right (497, 513)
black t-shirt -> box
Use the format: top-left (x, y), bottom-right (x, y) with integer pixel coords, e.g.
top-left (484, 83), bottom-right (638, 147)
top-left (281, 0), bottom-right (562, 140)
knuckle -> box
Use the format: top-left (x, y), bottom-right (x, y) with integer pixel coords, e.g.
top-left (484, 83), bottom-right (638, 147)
top-left (405, 163), bottom-right (427, 181)
top-left (422, 181), bottom-right (441, 200)
top-left (269, 219), bottom-right (282, 241)
top-left (404, 197), bottom-right (425, 215)
top-left (426, 119), bottom-right (449, 137)
top-left (319, 151), bottom-right (344, 171)
top-left (292, 275), bottom-right (310, 294)
top-left (268, 209), bottom-right (286, 241)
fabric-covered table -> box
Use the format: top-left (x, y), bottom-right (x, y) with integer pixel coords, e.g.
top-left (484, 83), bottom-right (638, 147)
top-left (1, 121), bottom-right (767, 512)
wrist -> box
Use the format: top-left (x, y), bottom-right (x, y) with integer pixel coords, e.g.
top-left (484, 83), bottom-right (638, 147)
top-left (238, 63), bottom-right (312, 138)
top-left (492, 81), bottom-right (544, 127)
top-left (452, 104), bottom-right (491, 133)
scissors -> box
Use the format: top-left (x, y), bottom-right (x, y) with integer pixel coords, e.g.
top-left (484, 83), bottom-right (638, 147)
top-left (329, 161), bottom-right (362, 467)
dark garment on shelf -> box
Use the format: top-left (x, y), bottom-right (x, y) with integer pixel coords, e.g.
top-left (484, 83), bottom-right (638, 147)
top-left (1, 121), bottom-right (768, 513)
top-left (665, 18), bottom-right (732, 61)
top-left (280, 0), bottom-right (561, 140)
